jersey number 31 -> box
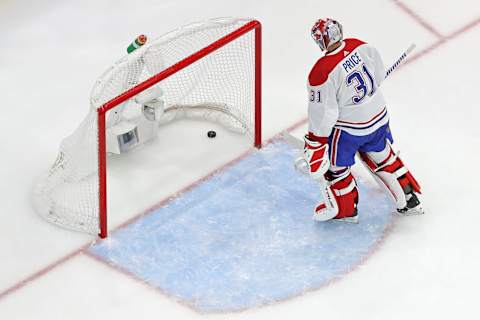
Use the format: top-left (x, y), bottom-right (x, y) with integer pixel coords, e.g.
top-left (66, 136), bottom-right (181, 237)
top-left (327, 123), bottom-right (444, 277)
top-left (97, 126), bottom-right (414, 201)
top-left (346, 65), bottom-right (376, 104)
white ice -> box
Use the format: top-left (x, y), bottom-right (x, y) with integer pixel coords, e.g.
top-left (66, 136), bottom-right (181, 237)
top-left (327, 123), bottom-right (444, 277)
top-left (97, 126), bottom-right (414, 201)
top-left (0, 0), bottom-right (479, 319)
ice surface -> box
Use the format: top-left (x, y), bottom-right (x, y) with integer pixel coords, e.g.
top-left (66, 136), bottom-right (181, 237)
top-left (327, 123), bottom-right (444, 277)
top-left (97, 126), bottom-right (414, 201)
top-left (1, 0), bottom-right (479, 319)
top-left (89, 141), bottom-right (394, 312)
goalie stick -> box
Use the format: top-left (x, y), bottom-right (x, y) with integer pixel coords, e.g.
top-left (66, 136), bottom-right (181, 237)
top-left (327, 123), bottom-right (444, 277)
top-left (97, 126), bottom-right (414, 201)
top-left (283, 43), bottom-right (416, 216)
top-left (385, 43), bottom-right (416, 79)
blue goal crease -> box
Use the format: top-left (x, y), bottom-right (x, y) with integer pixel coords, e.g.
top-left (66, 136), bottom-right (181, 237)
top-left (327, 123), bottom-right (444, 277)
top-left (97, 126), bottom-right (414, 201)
top-left (89, 139), bottom-right (394, 312)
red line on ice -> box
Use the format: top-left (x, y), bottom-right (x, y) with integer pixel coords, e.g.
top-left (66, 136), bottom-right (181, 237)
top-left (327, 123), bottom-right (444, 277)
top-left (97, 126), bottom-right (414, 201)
top-left (392, 0), bottom-right (444, 39)
top-left (0, 247), bottom-right (87, 301)
top-left (398, 16), bottom-right (479, 69)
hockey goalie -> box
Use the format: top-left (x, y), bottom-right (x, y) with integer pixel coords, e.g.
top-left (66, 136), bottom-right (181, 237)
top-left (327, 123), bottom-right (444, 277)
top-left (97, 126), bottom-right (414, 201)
top-left (296, 18), bottom-right (424, 223)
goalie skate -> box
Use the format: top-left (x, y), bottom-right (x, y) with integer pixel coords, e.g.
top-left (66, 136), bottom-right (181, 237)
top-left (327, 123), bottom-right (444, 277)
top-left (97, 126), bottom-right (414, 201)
top-left (397, 192), bottom-right (424, 216)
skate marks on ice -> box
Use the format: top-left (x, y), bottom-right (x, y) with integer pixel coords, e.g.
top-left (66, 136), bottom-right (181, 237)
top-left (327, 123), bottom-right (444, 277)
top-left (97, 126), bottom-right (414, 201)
top-left (89, 140), bottom-right (394, 313)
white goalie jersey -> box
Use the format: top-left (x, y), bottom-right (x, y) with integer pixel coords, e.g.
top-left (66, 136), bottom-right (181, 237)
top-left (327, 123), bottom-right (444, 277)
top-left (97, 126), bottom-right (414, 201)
top-left (308, 38), bottom-right (389, 138)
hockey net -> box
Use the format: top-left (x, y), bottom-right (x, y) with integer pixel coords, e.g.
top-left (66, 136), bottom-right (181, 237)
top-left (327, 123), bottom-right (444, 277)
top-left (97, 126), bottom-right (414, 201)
top-left (33, 18), bottom-right (261, 238)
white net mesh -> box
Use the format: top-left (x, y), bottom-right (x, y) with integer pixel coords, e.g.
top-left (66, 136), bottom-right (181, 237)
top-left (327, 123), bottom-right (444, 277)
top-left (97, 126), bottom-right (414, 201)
top-left (33, 111), bottom-right (100, 233)
top-left (33, 18), bottom-right (258, 235)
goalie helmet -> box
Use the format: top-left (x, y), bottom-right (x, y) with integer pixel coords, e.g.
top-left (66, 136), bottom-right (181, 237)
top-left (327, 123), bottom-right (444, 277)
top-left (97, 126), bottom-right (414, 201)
top-left (311, 18), bottom-right (343, 51)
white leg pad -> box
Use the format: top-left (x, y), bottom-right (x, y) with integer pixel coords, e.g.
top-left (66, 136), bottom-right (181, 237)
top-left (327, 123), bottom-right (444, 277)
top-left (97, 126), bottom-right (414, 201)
top-left (359, 143), bottom-right (421, 211)
top-left (375, 170), bottom-right (407, 209)
top-left (312, 180), bottom-right (339, 221)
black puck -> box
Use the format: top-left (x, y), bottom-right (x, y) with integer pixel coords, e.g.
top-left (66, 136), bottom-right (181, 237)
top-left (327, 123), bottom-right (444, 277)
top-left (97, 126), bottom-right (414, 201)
top-left (207, 130), bottom-right (216, 138)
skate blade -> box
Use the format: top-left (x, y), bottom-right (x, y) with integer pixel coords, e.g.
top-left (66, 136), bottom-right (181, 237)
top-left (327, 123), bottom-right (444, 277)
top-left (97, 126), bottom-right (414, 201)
top-left (332, 216), bottom-right (359, 224)
top-left (396, 205), bottom-right (425, 216)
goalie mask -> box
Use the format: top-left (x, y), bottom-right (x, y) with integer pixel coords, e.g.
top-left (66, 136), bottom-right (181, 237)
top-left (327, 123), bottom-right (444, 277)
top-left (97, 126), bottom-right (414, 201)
top-left (311, 18), bottom-right (343, 51)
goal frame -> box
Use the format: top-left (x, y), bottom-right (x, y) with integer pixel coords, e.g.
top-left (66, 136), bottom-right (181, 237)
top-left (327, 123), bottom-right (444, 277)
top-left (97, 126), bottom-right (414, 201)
top-left (97, 20), bottom-right (262, 238)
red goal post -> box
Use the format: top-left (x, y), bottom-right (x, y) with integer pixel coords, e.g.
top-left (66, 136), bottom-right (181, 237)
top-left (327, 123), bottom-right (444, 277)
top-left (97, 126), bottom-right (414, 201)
top-left (98, 19), bottom-right (262, 238)
top-left (34, 18), bottom-right (262, 239)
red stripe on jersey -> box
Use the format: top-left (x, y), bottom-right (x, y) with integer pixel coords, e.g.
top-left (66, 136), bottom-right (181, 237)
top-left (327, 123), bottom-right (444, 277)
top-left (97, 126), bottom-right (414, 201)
top-left (330, 129), bottom-right (341, 166)
top-left (308, 38), bottom-right (366, 87)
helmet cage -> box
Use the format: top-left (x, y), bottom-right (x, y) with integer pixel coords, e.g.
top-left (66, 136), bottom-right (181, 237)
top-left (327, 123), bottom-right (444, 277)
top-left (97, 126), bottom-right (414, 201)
top-left (311, 19), bottom-right (343, 51)
top-left (311, 26), bottom-right (327, 50)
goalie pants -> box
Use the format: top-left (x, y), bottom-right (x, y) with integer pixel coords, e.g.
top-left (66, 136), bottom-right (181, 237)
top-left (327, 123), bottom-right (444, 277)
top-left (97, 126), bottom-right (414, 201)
top-left (328, 123), bottom-right (393, 167)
